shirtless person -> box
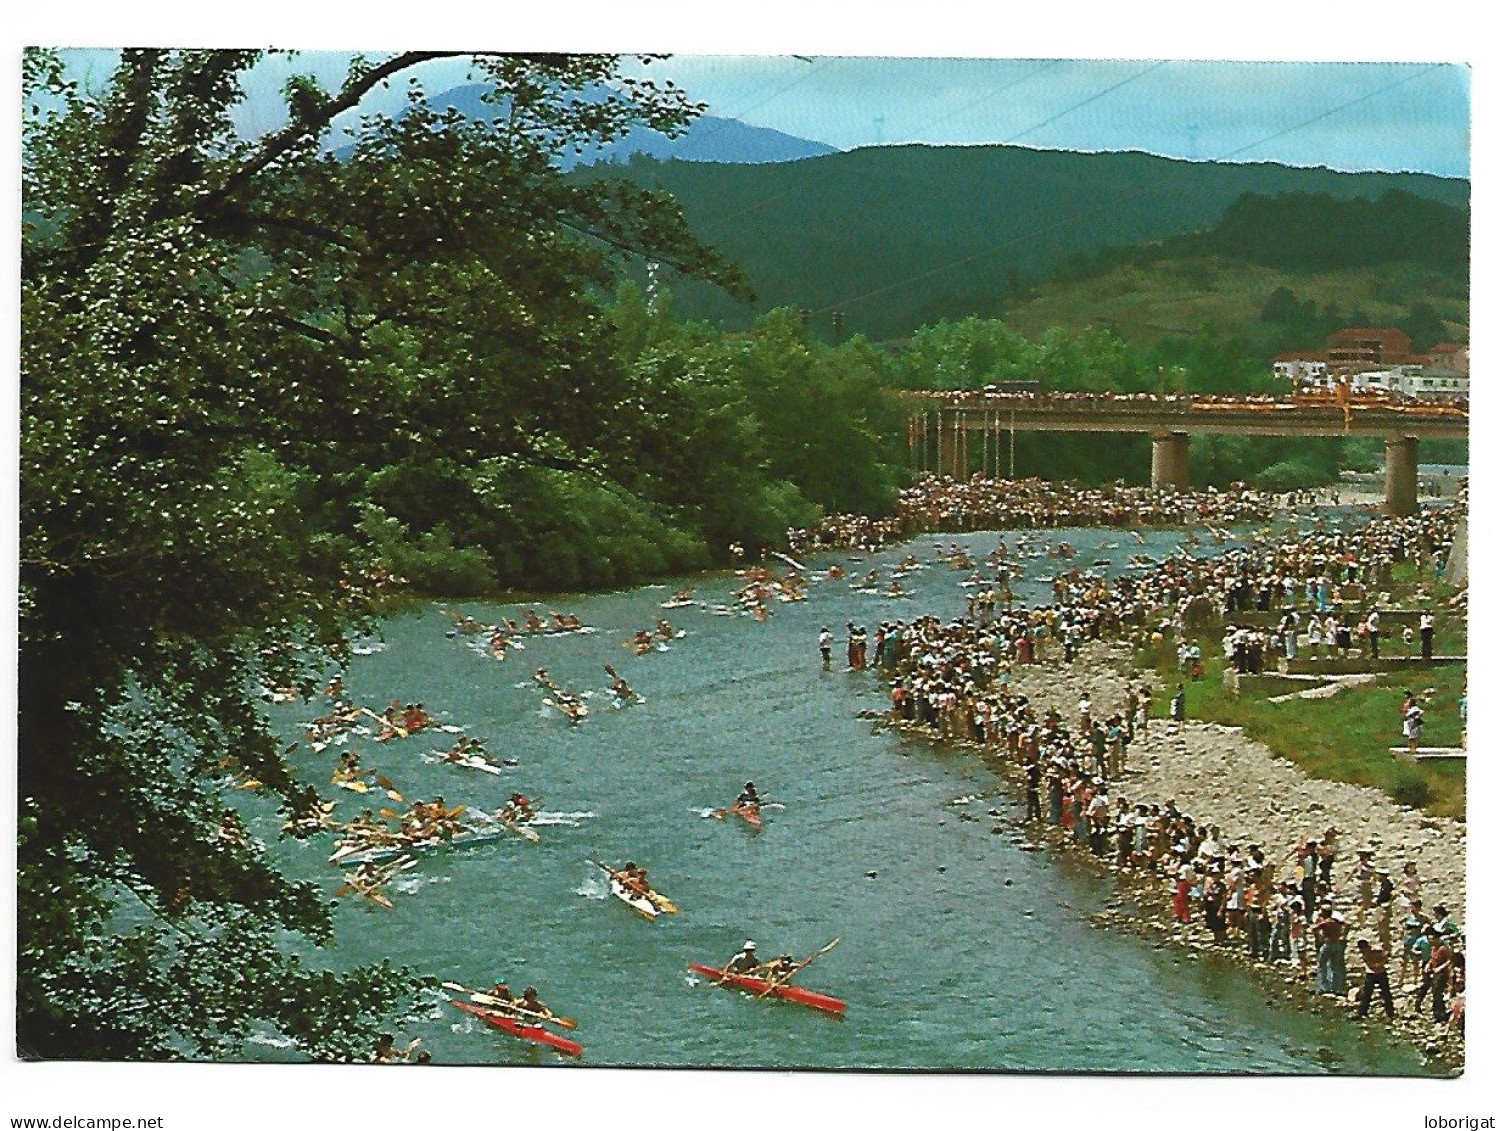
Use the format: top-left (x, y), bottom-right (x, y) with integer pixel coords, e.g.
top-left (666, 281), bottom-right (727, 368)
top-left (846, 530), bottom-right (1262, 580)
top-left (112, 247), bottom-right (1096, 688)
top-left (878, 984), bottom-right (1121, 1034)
top-left (618, 861), bottom-right (651, 896)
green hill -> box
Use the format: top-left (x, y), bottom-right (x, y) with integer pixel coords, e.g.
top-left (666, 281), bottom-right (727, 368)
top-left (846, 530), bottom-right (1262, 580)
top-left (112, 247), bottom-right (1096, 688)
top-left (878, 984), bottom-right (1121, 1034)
top-left (597, 145), bottom-right (1469, 340)
top-left (998, 255), bottom-right (1468, 350)
top-left (999, 189), bottom-right (1468, 350)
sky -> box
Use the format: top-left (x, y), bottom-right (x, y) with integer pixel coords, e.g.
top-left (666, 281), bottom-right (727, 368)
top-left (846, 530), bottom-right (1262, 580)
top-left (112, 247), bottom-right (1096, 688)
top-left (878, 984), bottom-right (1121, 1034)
top-left (49, 51), bottom-right (1470, 178)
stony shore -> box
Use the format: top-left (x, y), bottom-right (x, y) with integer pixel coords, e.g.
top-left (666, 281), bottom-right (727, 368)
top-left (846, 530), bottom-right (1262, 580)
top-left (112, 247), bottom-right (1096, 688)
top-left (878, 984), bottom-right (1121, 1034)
top-left (900, 636), bottom-right (1466, 1071)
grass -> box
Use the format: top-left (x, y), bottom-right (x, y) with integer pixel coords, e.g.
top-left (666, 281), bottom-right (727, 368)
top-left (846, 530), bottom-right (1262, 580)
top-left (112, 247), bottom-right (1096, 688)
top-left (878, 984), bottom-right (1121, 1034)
top-left (1143, 623), bottom-right (1466, 821)
top-left (1000, 255), bottom-right (1469, 350)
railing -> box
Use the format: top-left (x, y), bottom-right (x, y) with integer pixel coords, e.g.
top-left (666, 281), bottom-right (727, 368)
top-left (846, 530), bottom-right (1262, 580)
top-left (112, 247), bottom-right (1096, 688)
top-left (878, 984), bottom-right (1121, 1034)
top-left (902, 389), bottom-right (1467, 419)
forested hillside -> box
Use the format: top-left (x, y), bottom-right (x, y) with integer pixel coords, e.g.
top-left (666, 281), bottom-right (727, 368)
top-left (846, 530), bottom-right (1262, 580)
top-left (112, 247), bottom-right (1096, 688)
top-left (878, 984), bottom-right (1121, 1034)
top-left (593, 146), bottom-right (1469, 339)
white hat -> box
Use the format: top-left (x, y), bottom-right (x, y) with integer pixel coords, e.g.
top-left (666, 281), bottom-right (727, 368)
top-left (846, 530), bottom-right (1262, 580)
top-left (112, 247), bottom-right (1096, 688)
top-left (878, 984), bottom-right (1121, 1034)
top-left (743, 941), bottom-right (757, 951)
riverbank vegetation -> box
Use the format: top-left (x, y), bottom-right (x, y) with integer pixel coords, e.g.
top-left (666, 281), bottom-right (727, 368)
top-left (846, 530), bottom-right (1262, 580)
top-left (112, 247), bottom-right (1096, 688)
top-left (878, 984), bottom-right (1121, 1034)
top-left (20, 48), bottom-right (765, 1061)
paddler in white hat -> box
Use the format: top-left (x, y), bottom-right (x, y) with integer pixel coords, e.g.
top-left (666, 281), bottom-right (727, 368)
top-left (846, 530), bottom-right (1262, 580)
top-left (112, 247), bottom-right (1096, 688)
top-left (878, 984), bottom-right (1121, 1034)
top-left (724, 941), bottom-right (760, 975)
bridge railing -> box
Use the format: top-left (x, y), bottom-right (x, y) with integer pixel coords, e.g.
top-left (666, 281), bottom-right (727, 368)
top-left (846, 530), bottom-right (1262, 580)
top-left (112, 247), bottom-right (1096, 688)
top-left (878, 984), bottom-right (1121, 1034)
top-left (902, 389), bottom-right (1466, 419)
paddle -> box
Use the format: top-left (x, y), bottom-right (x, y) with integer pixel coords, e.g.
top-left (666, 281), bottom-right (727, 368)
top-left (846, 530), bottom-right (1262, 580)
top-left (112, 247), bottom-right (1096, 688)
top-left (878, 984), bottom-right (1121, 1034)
top-left (441, 982), bottom-right (578, 1030)
top-left (336, 856), bottom-right (414, 906)
top-left (757, 937), bottom-right (840, 999)
top-left (374, 773), bottom-right (404, 802)
top-left (589, 859), bottom-right (675, 910)
top-left (712, 799), bottom-right (784, 819)
top-left (358, 706), bottom-right (408, 738)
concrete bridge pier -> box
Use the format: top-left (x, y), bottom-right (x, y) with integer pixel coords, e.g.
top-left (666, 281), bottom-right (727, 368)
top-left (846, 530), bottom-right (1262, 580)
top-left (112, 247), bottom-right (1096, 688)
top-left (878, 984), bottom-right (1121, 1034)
top-left (1150, 431), bottom-right (1191, 489)
top-left (1385, 435), bottom-right (1420, 516)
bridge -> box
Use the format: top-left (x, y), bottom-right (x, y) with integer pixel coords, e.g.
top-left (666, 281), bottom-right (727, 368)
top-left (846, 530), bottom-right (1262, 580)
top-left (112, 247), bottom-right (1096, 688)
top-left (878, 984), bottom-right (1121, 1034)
top-left (904, 392), bottom-right (1468, 515)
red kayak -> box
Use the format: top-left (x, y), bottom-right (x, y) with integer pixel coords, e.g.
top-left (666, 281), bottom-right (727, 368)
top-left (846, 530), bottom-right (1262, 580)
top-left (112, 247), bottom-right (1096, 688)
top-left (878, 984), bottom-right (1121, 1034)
top-left (687, 963), bottom-right (846, 1015)
top-left (452, 1000), bottom-right (584, 1057)
top-left (731, 802), bottom-right (763, 830)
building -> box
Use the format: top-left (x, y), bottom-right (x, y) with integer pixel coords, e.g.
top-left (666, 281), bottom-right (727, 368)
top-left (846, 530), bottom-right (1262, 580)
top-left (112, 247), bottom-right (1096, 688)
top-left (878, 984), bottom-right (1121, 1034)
top-left (1325, 327), bottom-right (1414, 376)
top-left (1405, 365), bottom-right (1469, 399)
top-left (1270, 327), bottom-right (1469, 399)
top-left (1345, 364), bottom-right (1467, 400)
top-left (1271, 351), bottom-right (1329, 386)
top-left (1427, 342), bottom-right (1470, 373)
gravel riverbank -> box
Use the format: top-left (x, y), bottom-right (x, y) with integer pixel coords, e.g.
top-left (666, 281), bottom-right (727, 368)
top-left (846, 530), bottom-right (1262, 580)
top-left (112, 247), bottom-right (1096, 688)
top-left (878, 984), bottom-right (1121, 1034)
top-left (899, 636), bottom-right (1465, 1070)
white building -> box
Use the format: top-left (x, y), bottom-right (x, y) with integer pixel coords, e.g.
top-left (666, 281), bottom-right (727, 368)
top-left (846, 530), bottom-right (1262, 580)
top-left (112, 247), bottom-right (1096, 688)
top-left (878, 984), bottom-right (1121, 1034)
top-left (1271, 352), bottom-right (1329, 386)
top-left (1349, 365), bottom-right (1467, 399)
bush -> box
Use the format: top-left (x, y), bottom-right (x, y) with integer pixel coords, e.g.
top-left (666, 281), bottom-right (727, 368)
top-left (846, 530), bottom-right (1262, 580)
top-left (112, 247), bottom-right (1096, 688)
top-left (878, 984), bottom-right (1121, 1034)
top-left (357, 506), bottom-right (497, 596)
top-left (1253, 458), bottom-right (1330, 492)
top-left (1392, 773), bottom-right (1436, 811)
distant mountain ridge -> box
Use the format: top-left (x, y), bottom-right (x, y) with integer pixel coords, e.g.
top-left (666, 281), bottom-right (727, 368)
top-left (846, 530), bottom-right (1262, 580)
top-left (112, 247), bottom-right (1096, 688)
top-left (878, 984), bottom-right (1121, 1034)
top-left (588, 144), bottom-right (1469, 339)
top-left (421, 83), bottom-right (837, 167)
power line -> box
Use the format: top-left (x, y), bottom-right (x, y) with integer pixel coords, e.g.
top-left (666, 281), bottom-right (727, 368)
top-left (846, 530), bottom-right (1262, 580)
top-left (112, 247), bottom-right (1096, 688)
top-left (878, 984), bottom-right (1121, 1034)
top-left (718, 57), bottom-right (836, 128)
top-left (910, 59), bottom-right (1066, 136)
top-left (1000, 60), bottom-right (1166, 144)
top-left (701, 59), bottom-right (1069, 231)
top-left (1218, 63), bottom-right (1446, 161)
top-left (809, 62), bottom-right (1452, 320)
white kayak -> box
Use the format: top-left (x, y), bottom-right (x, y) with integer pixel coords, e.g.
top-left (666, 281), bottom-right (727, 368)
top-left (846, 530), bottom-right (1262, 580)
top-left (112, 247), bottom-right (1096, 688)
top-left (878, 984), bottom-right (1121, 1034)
top-left (424, 750), bottom-right (505, 776)
top-left (495, 814), bottom-right (541, 843)
top-left (609, 878), bottom-right (661, 920)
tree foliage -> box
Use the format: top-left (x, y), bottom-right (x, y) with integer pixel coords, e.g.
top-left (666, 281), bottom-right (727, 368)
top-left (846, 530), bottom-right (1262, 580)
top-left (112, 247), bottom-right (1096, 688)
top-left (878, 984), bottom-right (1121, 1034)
top-left (19, 47), bottom-right (739, 1060)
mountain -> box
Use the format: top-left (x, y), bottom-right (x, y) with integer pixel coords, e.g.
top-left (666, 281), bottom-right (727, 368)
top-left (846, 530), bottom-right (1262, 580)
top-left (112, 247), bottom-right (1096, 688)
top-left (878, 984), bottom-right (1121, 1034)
top-left (588, 144), bottom-right (1469, 340)
top-left (420, 83), bottom-right (836, 167)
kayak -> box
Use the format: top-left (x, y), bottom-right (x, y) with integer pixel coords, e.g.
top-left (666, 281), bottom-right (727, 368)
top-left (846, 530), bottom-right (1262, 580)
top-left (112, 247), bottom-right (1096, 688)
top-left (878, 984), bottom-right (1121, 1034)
top-left (687, 963), bottom-right (847, 1015)
top-left (496, 815), bottom-right (541, 843)
top-left (452, 1000), bottom-right (583, 1057)
top-left (424, 750), bottom-right (504, 775)
top-left (731, 803), bottom-right (763, 831)
top-left (328, 824), bottom-right (510, 866)
top-left (609, 878), bottom-right (661, 920)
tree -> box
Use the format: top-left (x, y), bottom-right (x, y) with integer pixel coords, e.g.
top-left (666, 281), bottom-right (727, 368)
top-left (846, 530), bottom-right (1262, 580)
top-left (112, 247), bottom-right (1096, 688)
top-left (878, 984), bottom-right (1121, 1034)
top-left (20, 48), bottom-right (737, 1060)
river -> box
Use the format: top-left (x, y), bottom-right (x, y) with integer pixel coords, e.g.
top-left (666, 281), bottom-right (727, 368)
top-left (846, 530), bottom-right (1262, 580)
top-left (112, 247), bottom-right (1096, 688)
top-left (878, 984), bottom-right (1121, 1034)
top-left (255, 516), bottom-right (1430, 1073)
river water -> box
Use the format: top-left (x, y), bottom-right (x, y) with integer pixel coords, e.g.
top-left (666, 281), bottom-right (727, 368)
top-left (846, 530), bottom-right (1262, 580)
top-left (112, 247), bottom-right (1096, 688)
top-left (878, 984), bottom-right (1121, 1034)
top-left (256, 518), bottom-right (1429, 1073)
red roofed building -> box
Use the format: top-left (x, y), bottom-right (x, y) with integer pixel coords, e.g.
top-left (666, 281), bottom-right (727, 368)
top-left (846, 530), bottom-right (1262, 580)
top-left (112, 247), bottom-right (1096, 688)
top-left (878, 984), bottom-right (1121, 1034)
top-left (1325, 327), bottom-right (1413, 375)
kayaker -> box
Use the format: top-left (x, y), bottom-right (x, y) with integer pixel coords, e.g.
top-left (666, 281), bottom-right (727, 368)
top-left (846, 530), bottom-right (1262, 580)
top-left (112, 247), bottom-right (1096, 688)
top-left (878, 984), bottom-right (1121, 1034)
top-left (501, 793), bottom-right (535, 823)
top-left (736, 782), bottom-right (761, 808)
top-left (334, 750), bottom-right (362, 782)
top-left (764, 954), bottom-right (798, 982)
top-left (725, 941), bottom-right (760, 975)
top-left (488, 981), bottom-right (515, 1003)
top-left (605, 664), bottom-right (638, 704)
top-left (373, 1033), bottom-right (422, 1063)
top-left (518, 987), bottom-right (551, 1019)
top-left (619, 861), bottom-right (650, 896)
